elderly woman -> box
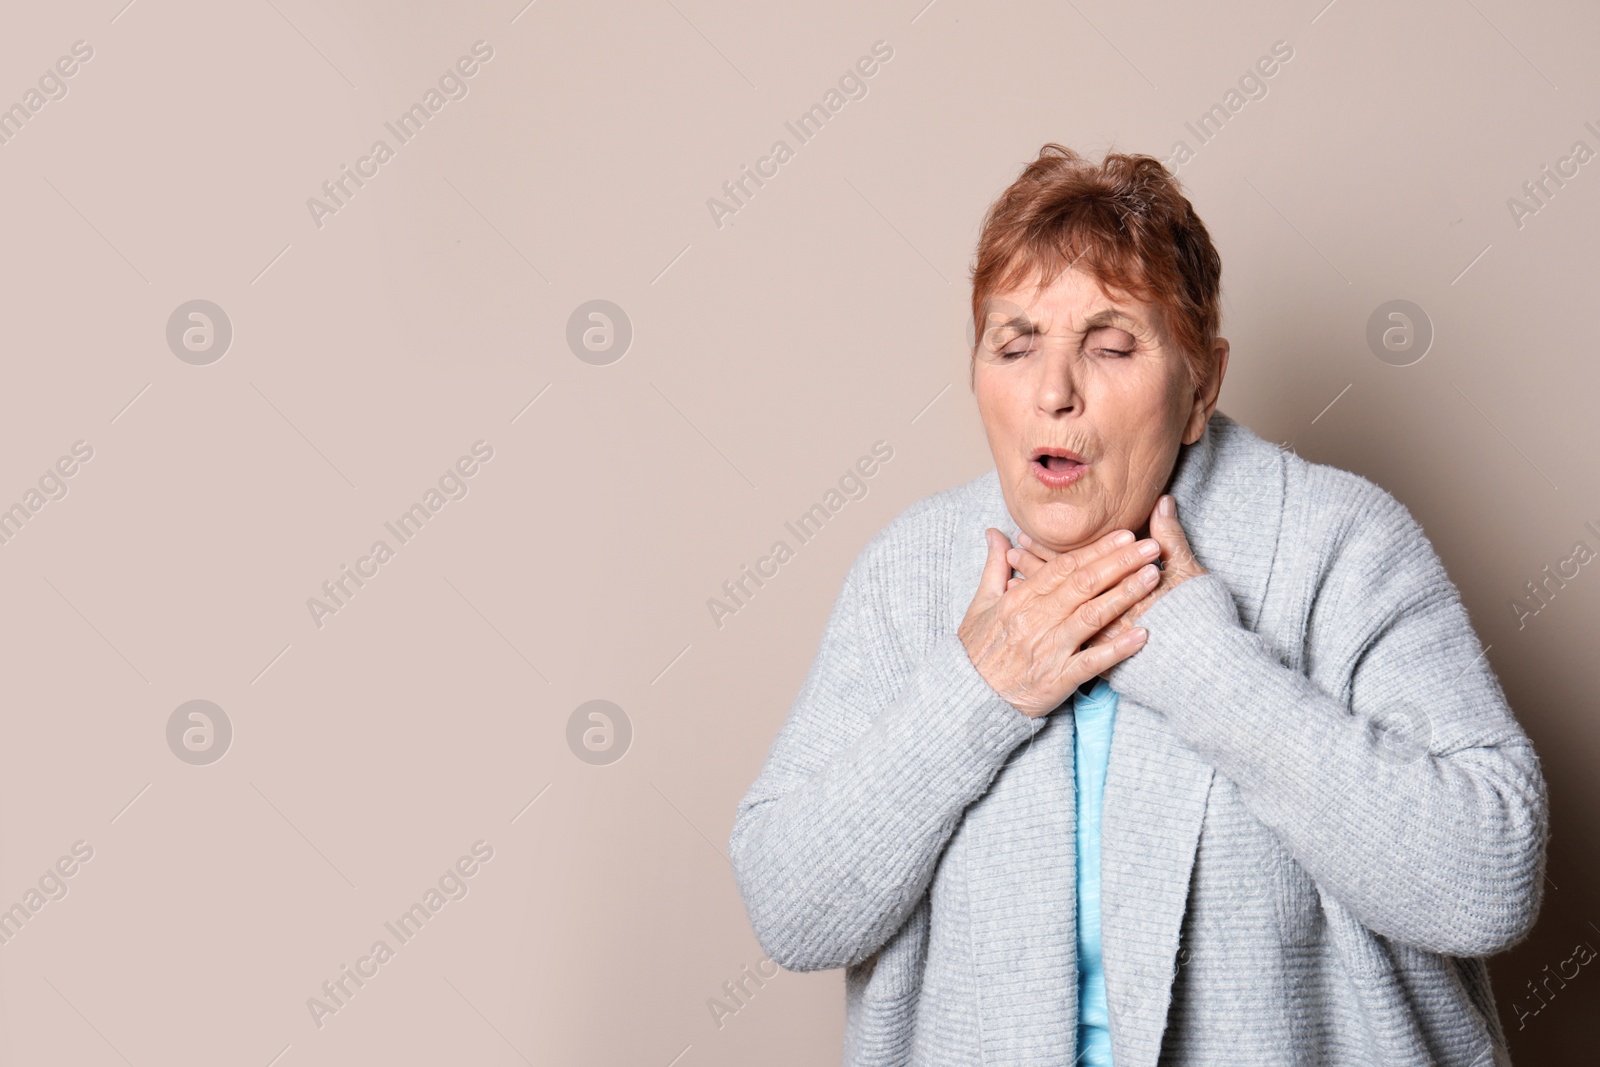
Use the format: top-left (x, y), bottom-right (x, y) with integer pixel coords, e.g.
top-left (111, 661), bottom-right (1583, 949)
top-left (728, 144), bottom-right (1547, 1066)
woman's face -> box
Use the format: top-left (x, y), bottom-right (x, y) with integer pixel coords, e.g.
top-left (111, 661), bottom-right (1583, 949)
top-left (973, 265), bottom-right (1227, 554)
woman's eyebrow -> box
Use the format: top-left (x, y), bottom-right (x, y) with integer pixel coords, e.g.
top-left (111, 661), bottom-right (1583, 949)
top-left (1077, 308), bottom-right (1144, 332)
top-left (984, 314), bottom-right (1038, 336)
top-left (986, 308), bottom-right (1144, 336)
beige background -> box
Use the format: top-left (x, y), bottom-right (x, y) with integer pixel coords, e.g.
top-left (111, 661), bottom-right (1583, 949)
top-left (0, 0), bottom-right (1596, 1063)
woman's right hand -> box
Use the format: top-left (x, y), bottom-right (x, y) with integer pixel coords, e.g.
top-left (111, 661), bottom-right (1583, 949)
top-left (957, 527), bottom-right (1162, 718)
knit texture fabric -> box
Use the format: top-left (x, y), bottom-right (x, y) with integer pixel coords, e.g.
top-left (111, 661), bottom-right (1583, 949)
top-left (728, 412), bottom-right (1548, 1067)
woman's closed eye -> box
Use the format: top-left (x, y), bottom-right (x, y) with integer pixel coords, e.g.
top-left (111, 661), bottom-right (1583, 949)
top-left (998, 345), bottom-right (1133, 360)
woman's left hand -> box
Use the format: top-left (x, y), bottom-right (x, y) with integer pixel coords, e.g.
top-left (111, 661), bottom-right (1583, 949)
top-left (1006, 494), bottom-right (1206, 647)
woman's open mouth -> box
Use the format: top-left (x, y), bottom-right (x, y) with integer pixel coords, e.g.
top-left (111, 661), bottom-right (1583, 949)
top-left (1029, 447), bottom-right (1088, 489)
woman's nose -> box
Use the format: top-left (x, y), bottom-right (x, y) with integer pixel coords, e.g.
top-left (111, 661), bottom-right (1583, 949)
top-left (1034, 346), bottom-right (1079, 414)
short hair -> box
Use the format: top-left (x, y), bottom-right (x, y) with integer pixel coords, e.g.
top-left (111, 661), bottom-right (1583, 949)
top-left (968, 144), bottom-right (1223, 387)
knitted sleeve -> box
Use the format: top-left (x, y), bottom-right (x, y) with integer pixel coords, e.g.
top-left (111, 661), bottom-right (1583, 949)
top-left (728, 532), bottom-right (1048, 972)
top-left (1103, 473), bottom-right (1548, 957)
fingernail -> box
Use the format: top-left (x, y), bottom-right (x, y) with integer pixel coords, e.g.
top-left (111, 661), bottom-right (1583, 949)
top-left (1113, 529), bottom-right (1135, 546)
top-left (1017, 531), bottom-right (1031, 545)
top-left (1138, 539), bottom-right (1161, 558)
top-left (1127, 626), bottom-right (1148, 645)
top-left (1159, 495), bottom-right (1175, 517)
top-left (1140, 563), bottom-right (1160, 584)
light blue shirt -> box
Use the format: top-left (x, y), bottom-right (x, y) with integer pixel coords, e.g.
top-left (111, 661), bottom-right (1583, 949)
top-left (1072, 678), bottom-right (1118, 1066)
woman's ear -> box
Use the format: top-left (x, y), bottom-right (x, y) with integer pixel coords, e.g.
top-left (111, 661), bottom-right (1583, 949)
top-left (1182, 338), bottom-right (1230, 444)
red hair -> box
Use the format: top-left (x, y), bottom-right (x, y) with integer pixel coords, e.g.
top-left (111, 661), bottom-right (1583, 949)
top-left (969, 144), bottom-right (1223, 387)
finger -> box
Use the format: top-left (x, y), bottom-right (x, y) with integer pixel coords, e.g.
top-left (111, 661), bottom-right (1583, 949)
top-left (1085, 612), bottom-right (1135, 648)
top-left (1008, 529), bottom-right (1115, 589)
top-left (1037, 534), bottom-right (1162, 606)
top-left (1027, 528), bottom-right (1138, 596)
top-left (974, 528), bottom-right (1013, 607)
top-left (1006, 544), bottom-right (1051, 581)
top-left (1056, 561), bottom-right (1160, 647)
top-left (1151, 495), bottom-right (1199, 572)
top-left (1085, 589), bottom-right (1158, 646)
top-left (1016, 530), bottom-right (1058, 561)
top-left (1006, 529), bottom-right (1069, 581)
top-left (1011, 531), bottom-right (1139, 588)
top-left (1063, 625), bottom-right (1149, 688)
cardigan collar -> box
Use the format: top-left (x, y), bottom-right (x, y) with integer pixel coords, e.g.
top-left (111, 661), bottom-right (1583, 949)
top-left (944, 411), bottom-right (1286, 1067)
top-left (945, 411), bottom-right (1282, 636)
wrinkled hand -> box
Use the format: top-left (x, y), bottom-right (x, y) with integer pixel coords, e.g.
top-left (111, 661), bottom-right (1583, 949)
top-left (1007, 494), bottom-right (1205, 649)
top-left (958, 526), bottom-right (1161, 719)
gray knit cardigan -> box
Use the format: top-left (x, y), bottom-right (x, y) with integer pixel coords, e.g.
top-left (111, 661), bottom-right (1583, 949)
top-left (729, 412), bottom-right (1548, 1066)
